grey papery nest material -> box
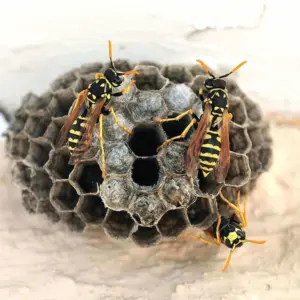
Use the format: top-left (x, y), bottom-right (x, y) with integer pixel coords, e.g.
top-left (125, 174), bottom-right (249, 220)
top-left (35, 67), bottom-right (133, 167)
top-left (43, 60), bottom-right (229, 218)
top-left (4, 59), bottom-right (272, 247)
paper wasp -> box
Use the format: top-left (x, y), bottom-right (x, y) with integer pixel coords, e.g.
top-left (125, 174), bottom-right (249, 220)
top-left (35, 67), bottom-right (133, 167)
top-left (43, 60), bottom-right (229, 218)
top-left (182, 189), bottom-right (266, 272)
top-left (56, 40), bottom-right (139, 178)
top-left (153, 59), bottom-right (246, 182)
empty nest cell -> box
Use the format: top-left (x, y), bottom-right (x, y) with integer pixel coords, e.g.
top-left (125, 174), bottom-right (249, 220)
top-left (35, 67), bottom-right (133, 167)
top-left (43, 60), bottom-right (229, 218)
top-left (131, 226), bottom-right (162, 247)
top-left (9, 109), bottom-right (29, 134)
top-left (160, 65), bottom-right (194, 84)
top-left (187, 197), bottom-right (218, 229)
top-left (71, 161), bottom-right (102, 194)
top-left (229, 123), bottom-right (252, 154)
top-left (128, 123), bottom-right (165, 157)
top-left (50, 70), bottom-right (78, 91)
top-left (10, 133), bottom-right (30, 159)
top-left (30, 170), bottom-right (52, 201)
top-left (77, 195), bottom-right (107, 224)
top-left (131, 158), bottom-right (162, 188)
top-left (45, 147), bottom-right (74, 180)
top-left (50, 181), bottom-right (79, 212)
top-left (24, 111), bottom-right (52, 138)
top-left (134, 65), bottom-right (167, 91)
top-left (60, 212), bottom-right (86, 232)
top-left (161, 113), bottom-right (194, 141)
top-left (43, 117), bottom-right (66, 145)
top-left (161, 143), bottom-right (187, 174)
top-left (103, 210), bottom-right (136, 239)
top-left (12, 161), bottom-right (31, 188)
top-left (157, 209), bottom-right (189, 237)
top-left (25, 138), bottom-right (52, 168)
top-left (22, 189), bottom-right (38, 213)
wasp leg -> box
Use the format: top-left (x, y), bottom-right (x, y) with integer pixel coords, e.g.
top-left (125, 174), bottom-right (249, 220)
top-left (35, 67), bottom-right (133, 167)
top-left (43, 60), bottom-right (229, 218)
top-left (157, 118), bottom-right (197, 150)
top-left (180, 233), bottom-right (219, 245)
top-left (152, 109), bottom-right (194, 123)
top-left (109, 107), bottom-right (133, 135)
top-left (122, 80), bottom-right (136, 95)
top-left (241, 191), bottom-right (248, 228)
top-left (199, 88), bottom-right (205, 101)
top-left (219, 189), bottom-right (246, 227)
top-left (215, 215), bottom-right (222, 245)
top-left (98, 114), bottom-right (106, 179)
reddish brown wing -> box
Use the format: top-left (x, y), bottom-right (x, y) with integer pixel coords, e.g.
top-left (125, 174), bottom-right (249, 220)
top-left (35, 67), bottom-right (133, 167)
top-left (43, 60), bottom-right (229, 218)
top-left (70, 98), bottom-right (106, 165)
top-left (55, 90), bottom-right (88, 148)
top-left (185, 104), bottom-right (212, 177)
top-left (215, 110), bottom-right (232, 182)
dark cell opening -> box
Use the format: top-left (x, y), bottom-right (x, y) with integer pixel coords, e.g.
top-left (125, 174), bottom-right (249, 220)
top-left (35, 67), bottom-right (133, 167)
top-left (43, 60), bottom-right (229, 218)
top-left (80, 195), bottom-right (107, 224)
top-left (30, 170), bottom-right (52, 200)
top-left (157, 209), bottom-right (188, 237)
top-left (128, 124), bottom-right (164, 156)
top-left (25, 114), bottom-right (51, 138)
top-left (13, 162), bottom-right (31, 188)
top-left (103, 210), bottom-right (136, 239)
top-left (22, 189), bottom-right (37, 214)
top-left (49, 149), bottom-right (74, 179)
top-left (162, 113), bottom-right (194, 140)
top-left (60, 212), bottom-right (86, 232)
top-left (52, 181), bottom-right (79, 211)
top-left (77, 163), bottom-right (103, 194)
top-left (11, 134), bottom-right (30, 159)
top-left (27, 141), bottom-right (52, 167)
top-left (10, 110), bottom-right (29, 134)
top-left (131, 226), bottom-right (162, 247)
top-left (197, 169), bottom-right (223, 195)
top-left (187, 198), bottom-right (210, 226)
top-left (131, 158), bottom-right (160, 187)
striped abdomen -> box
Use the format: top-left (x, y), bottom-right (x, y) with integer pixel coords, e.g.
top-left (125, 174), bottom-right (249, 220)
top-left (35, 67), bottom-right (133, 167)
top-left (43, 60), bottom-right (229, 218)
top-left (199, 127), bottom-right (221, 177)
top-left (67, 110), bottom-right (88, 156)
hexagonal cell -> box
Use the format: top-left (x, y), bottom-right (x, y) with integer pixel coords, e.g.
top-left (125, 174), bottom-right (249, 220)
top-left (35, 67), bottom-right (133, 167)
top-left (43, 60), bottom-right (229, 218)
top-left (60, 212), bottom-right (86, 232)
top-left (134, 65), bottom-right (168, 91)
top-left (258, 146), bottom-right (273, 172)
top-left (127, 90), bottom-right (168, 122)
top-left (161, 143), bottom-right (187, 174)
top-left (36, 200), bottom-right (61, 223)
top-left (247, 125), bottom-right (264, 150)
top-left (74, 73), bottom-right (95, 93)
top-left (225, 152), bottom-right (251, 187)
top-left (103, 209), bottom-right (136, 239)
top-left (161, 83), bottom-right (199, 113)
top-left (187, 197), bottom-right (218, 230)
top-left (197, 169), bottom-right (223, 196)
top-left (247, 150), bottom-right (263, 179)
top-left (47, 88), bottom-right (76, 117)
top-left (243, 96), bottom-right (263, 123)
top-left (24, 110), bottom-right (52, 138)
top-left (229, 123), bottom-right (252, 154)
top-left (161, 113), bottom-right (195, 141)
top-left (43, 117), bottom-right (66, 146)
top-left (131, 158), bottom-right (164, 189)
top-left (9, 108), bottom-right (29, 134)
top-left (188, 64), bottom-right (207, 77)
top-left (11, 161), bottom-right (31, 188)
top-left (228, 96), bottom-right (247, 126)
top-left (50, 180), bottom-right (79, 212)
top-left (10, 133), bottom-right (30, 159)
top-left (103, 111), bottom-right (134, 141)
top-left (163, 176), bottom-right (194, 207)
top-left (100, 176), bottom-right (133, 210)
top-left (79, 62), bottom-right (103, 74)
top-left (157, 208), bottom-right (189, 237)
top-left (22, 189), bottom-right (38, 213)
top-left (131, 226), bottom-right (162, 247)
top-left (160, 65), bottom-right (194, 84)
top-left (128, 123), bottom-right (165, 157)
top-left (138, 61), bottom-right (162, 69)
top-left (71, 161), bottom-right (102, 194)
top-left (105, 142), bottom-right (134, 174)
top-left (45, 147), bottom-right (74, 180)
top-left (50, 70), bottom-right (78, 91)
top-left (129, 193), bottom-right (167, 226)
top-left (77, 195), bottom-right (107, 224)
top-left (25, 138), bottom-right (52, 168)
top-left (30, 170), bottom-right (52, 201)
top-left (22, 91), bottom-right (51, 111)
top-left (189, 75), bottom-right (207, 96)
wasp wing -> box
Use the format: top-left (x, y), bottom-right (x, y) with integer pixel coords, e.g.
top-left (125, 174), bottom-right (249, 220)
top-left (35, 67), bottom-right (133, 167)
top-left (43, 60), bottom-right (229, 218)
top-left (215, 110), bottom-right (232, 182)
top-left (55, 90), bottom-right (88, 148)
top-left (185, 104), bottom-right (212, 178)
top-left (69, 98), bottom-right (106, 165)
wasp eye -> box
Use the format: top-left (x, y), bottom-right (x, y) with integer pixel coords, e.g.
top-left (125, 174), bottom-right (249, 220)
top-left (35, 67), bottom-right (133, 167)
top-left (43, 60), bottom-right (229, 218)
top-left (205, 79), bottom-right (213, 87)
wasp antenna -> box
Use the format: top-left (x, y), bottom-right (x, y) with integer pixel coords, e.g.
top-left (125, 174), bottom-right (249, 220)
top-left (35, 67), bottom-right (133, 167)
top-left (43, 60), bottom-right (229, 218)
top-left (222, 248), bottom-right (235, 272)
top-left (243, 239), bottom-right (266, 245)
top-left (108, 40), bottom-right (113, 59)
top-left (231, 60), bottom-right (247, 73)
top-left (196, 59), bottom-right (211, 74)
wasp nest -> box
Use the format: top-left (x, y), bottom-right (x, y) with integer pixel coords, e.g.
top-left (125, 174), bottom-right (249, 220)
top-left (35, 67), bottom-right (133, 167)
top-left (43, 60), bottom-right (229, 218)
top-left (5, 59), bottom-right (272, 247)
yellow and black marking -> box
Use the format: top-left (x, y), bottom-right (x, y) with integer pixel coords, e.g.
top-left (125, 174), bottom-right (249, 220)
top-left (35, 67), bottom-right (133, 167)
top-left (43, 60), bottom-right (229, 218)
top-left (199, 126), bottom-right (221, 177)
top-left (67, 110), bottom-right (88, 155)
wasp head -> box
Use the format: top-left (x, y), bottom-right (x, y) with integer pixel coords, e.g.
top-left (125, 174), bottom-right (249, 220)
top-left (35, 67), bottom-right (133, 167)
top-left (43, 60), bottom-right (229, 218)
top-left (204, 77), bottom-right (227, 90)
top-left (104, 68), bottom-right (123, 87)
